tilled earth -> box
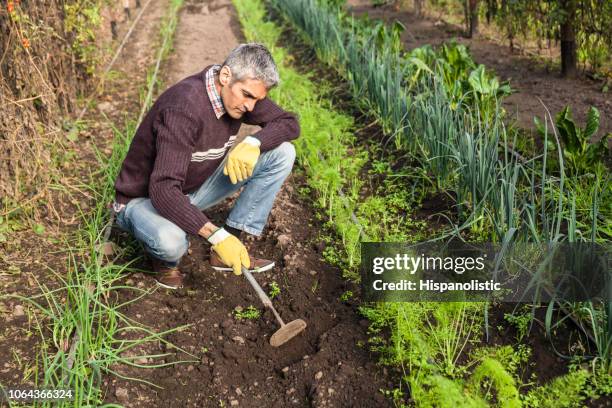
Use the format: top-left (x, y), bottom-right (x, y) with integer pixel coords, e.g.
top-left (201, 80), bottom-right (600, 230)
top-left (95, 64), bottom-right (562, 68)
top-left (105, 178), bottom-right (394, 407)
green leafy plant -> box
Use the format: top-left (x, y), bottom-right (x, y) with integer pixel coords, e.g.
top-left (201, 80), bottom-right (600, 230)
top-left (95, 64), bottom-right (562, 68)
top-left (268, 281), bottom-right (281, 299)
top-left (535, 106), bottom-right (609, 176)
top-left (504, 308), bottom-right (533, 342)
top-left (339, 290), bottom-right (353, 302)
top-left (411, 374), bottom-right (488, 408)
top-left (233, 305), bottom-right (261, 321)
top-left (468, 358), bottom-right (521, 408)
top-left (522, 369), bottom-right (591, 408)
top-left (64, 0), bottom-right (103, 74)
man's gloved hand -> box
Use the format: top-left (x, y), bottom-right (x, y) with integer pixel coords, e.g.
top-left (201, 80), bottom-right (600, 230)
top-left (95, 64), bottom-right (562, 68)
top-left (208, 228), bottom-right (250, 275)
top-left (223, 136), bottom-right (261, 184)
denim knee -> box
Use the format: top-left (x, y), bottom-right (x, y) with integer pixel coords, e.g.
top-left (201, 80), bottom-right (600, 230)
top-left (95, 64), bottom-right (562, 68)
top-left (148, 226), bottom-right (188, 262)
top-left (273, 142), bottom-right (296, 172)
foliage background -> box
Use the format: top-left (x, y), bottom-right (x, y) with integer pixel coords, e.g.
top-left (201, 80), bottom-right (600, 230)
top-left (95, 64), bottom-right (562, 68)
top-left (0, 0), bottom-right (105, 220)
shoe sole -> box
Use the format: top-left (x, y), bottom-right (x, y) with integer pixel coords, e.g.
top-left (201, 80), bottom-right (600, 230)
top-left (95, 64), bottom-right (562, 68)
top-left (211, 262), bottom-right (275, 273)
top-left (155, 280), bottom-right (183, 290)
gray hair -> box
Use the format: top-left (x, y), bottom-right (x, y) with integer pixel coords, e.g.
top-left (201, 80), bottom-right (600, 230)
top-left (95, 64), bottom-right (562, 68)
top-left (222, 43), bottom-right (279, 89)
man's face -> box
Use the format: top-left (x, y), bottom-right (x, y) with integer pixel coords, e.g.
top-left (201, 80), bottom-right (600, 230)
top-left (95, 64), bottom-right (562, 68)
top-left (217, 66), bottom-right (267, 119)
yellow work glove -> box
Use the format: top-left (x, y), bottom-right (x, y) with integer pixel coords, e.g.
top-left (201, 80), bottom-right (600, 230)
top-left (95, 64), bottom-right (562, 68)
top-left (208, 228), bottom-right (250, 275)
top-left (223, 136), bottom-right (261, 184)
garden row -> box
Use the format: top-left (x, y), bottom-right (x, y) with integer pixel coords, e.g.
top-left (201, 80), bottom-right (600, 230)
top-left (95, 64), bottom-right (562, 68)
top-left (380, 0), bottom-right (612, 78)
top-left (234, 0), bottom-right (610, 406)
top-left (5, 1), bottom-right (185, 406)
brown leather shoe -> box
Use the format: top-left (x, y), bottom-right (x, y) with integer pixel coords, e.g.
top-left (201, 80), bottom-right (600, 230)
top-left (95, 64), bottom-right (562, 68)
top-left (210, 251), bottom-right (275, 273)
top-left (151, 258), bottom-right (184, 289)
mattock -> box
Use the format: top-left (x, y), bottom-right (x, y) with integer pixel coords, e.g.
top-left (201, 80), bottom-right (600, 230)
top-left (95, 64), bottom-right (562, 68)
top-left (242, 266), bottom-right (307, 347)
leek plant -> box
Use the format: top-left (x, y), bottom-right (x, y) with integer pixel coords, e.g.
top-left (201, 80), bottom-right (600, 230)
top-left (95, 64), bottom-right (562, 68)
top-left (410, 78), bottom-right (461, 190)
top-left (269, 0), bottom-right (607, 245)
top-left (263, 0), bottom-right (611, 397)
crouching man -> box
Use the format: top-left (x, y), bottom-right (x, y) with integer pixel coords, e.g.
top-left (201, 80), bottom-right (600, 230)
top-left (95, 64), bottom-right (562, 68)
top-left (113, 43), bottom-right (299, 289)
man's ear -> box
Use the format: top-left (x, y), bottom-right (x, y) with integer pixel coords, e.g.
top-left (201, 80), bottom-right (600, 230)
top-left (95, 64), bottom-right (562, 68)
top-left (219, 66), bottom-right (232, 86)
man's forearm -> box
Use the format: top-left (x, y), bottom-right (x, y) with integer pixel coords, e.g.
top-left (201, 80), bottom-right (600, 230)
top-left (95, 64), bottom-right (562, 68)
top-left (198, 222), bottom-right (219, 239)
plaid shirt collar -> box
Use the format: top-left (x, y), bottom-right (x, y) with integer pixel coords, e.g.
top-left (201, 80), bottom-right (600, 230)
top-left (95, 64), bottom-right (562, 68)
top-left (205, 65), bottom-right (226, 119)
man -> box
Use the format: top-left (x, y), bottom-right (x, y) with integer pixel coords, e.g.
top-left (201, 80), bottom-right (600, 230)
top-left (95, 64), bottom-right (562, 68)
top-left (113, 43), bottom-right (300, 289)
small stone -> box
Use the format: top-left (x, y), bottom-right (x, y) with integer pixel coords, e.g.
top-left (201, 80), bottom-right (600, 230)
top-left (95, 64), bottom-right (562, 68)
top-left (13, 305), bottom-right (24, 317)
top-left (232, 336), bottom-right (245, 345)
top-left (277, 234), bottom-right (291, 248)
top-left (135, 357), bottom-right (148, 365)
top-left (230, 399), bottom-right (239, 406)
top-left (98, 101), bottom-right (113, 113)
top-left (315, 371), bottom-right (323, 380)
top-left (235, 387), bottom-right (242, 396)
top-left (115, 387), bottom-right (129, 402)
top-left (327, 388), bottom-right (335, 395)
top-left (309, 270), bottom-right (317, 276)
top-left (302, 355), bottom-right (309, 359)
top-left (281, 366), bottom-right (289, 373)
top-left (187, 365), bottom-right (194, 372)
top-left (286, 387), bottom-right (295, 395)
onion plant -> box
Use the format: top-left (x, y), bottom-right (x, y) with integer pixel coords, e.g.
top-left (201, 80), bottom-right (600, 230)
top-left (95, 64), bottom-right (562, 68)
top-left (7, 1), bottom-right (193, 404)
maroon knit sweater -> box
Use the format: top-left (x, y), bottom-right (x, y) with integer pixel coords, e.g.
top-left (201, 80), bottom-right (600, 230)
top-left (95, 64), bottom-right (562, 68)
top-left (114, 65), bottom-right (300, 235)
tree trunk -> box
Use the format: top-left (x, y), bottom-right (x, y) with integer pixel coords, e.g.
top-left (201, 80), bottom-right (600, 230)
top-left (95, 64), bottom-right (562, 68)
top-left (560, 0), bottom-right (577, 78)
top-left (485, 0), bottom-right (496, 24)
top-left (463, 0), bottom-right (470, 34)
top-left (414, 0), bottom-right (423, 17)
top-left (467, 0), bottom-right (479, 38)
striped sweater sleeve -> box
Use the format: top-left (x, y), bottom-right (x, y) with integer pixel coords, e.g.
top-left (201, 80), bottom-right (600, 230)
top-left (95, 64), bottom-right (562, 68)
top-left (149, 108), bottom-right (209, 235)
top-left (243, 97), bottom-right (300, 151)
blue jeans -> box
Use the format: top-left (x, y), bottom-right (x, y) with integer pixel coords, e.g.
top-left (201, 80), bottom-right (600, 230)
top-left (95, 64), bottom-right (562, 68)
top-left (115, 142), bottom-right (296, 267)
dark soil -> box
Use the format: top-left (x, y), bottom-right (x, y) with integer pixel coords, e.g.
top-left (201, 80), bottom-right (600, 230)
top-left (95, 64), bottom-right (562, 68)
top-left (346, 0), bottom-right (612, 139)
top-left (104, 175), bottom-right (395, 407)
